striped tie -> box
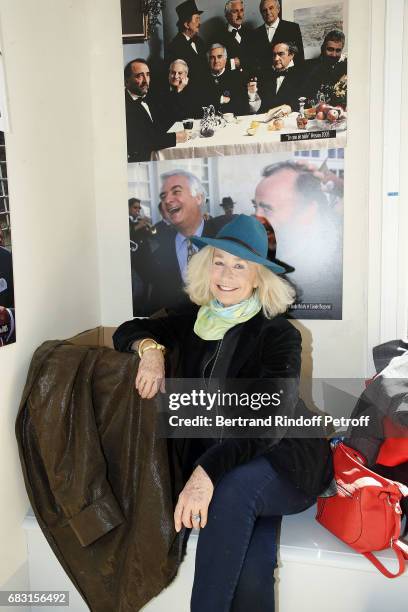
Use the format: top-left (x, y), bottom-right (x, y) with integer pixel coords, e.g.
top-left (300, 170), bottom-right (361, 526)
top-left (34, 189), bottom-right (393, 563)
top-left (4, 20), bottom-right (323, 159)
top-left (186, 239), bottom-right (195, 263)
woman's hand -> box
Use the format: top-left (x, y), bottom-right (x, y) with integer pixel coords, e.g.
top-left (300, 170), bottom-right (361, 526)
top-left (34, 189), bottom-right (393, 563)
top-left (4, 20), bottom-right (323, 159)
top-left (174, 466), bottom-right (214, 531)
top-left (135, 349), bottom-right (165, 398)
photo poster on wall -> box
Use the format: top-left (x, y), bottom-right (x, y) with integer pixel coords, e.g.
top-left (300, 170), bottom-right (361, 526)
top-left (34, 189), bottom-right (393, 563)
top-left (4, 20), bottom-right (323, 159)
top-left (128, 149), bottom-right (344, 320)
top-left (0, 131), bottom-right (16, 346)
top-left (121, 0), bottom-right (347, 320)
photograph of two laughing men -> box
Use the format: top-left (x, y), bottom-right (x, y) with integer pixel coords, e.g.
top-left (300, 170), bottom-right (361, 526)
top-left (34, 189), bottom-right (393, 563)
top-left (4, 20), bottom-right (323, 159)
top-left (124, 0), bottom-right (348, 162)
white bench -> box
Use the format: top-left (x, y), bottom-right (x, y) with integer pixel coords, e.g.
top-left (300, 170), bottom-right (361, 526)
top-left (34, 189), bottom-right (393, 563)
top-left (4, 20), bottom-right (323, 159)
top-left (23, 506), bottom-right (407, 612)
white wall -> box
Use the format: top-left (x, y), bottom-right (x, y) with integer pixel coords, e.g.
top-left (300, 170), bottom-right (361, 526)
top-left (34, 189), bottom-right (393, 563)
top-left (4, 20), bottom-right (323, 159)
top-left (0, 0), bottom-right (100, 588)
top-left (85, 0), bottom-right (132, 326)
top-left (367, 0), bottom-right (408, 354)
top-left (398, 1), bottom-right (408, 339)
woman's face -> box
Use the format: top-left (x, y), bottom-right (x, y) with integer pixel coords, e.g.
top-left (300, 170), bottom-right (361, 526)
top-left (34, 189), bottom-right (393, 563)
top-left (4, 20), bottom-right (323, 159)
top-left (210, 249), bottom-right (258, 306)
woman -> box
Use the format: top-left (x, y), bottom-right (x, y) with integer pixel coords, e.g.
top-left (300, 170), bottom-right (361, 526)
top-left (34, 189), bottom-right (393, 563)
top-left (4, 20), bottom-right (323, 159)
top-left (113, 215), bottom-right (332, 611)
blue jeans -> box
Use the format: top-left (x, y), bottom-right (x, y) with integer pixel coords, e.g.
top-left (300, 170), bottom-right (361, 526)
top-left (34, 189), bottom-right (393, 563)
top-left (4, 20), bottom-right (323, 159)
top-left (190, 456), bottom-right (315, 612)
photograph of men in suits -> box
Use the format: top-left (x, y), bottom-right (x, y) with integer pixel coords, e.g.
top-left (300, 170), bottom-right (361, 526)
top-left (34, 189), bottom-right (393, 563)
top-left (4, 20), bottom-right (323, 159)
top-left (252, 0), bottom-right (304, 73)
top-left (120, 2), bottom-right (347, 162)
top-left (215, 0), bottom-right (253, 73)
top-left (166, 0), bottom-right (208, 87)
top-left (133, 170), bottom-right (229, 316)
top-left (248, 42), bottom-right (304, 113)
top-left (124, 58), bottom-right (188, 162)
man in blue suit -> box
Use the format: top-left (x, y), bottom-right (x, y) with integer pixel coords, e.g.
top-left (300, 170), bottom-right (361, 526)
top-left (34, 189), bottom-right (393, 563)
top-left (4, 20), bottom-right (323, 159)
top-left (132, 170), bottom-right (229, 316)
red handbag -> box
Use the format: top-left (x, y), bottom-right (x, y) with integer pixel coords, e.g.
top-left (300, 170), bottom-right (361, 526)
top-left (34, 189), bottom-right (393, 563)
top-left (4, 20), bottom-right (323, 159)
top-left (316, 442), bottom-right (408, 578)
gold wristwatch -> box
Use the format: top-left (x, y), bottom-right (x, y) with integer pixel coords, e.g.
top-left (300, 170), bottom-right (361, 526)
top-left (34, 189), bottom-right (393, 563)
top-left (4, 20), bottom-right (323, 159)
top-left (137, 338), bottom-right (166, 358)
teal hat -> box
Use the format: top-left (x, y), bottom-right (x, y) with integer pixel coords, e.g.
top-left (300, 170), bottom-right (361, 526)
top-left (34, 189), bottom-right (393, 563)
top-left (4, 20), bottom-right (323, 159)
top-left (190, 214), bottom-right (286, 274)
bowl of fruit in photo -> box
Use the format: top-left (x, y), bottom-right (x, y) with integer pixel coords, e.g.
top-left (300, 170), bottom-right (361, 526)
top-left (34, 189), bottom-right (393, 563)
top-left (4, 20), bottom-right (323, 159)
top-left (313, 102), bottom-right (347, 130)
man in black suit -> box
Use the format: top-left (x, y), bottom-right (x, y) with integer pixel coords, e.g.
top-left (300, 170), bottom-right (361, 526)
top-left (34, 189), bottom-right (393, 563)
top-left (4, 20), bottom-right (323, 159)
top-left (206, 44), bottom-right (247, 116)
top-left (214, 0), bottom-right (254, 74)
top-left (247, 42), bottom-right (304, 113)
top-left (166, 0), bottom-right (208, 87)
top-left (0, 245), bottom-right (15, 345)
top-left (128, 198), bottom-right (153, 307)
top-left (133, 170), bottom-right (229, 316)
top-left (305, 30), bottom-right (347, 103)
top-left (164, 59), bottom-right (203, 123)
top-left (124, 58), bottom-right (188, 162)
top-left (252, 0), bottom-right (304, 73)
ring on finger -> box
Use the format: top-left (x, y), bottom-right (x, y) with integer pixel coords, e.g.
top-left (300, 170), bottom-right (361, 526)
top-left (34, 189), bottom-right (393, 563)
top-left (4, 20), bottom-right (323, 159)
top-left (192, 513), bottom-right (201, 522)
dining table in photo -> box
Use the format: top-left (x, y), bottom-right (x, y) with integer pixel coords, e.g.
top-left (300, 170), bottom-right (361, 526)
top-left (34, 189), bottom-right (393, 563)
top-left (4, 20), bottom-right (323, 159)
top-left (152, 112), bottom-right (347, 160)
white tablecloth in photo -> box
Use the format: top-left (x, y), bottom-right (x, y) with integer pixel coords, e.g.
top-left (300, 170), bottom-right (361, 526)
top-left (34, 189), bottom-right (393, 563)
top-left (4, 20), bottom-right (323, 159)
top-left (153, 113), bottom-right (347, 160)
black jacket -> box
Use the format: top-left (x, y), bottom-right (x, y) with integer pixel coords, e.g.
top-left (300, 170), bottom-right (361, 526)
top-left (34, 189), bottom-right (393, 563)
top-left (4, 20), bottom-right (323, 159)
top-left (206, 69), bottom-right (248, 115)
top-left (166, 33), bottom-right (208, 85)
top-left (16, 340), bottom-right (186, 612)
top-left (304, 56), bottom-right (347, 103)
top-left (212, 25), bottom-right (254, 74)
top-left (125, 89), bottom-right (176, 162)
top-left (254, 66), bottom-right (304, 113)
top-left (251, 20), bottom-right (305, 74)
top-left (113, 308), bottom-right (332, 496)
top-left (133, 216), bottom-right (230, 317)
top-left (163, 84), bottom-right (204, 123)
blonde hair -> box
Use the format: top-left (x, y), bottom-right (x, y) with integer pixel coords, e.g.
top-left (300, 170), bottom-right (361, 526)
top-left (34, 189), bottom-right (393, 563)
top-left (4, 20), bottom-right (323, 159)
top-left (185, 246), bottom-right (295, 318)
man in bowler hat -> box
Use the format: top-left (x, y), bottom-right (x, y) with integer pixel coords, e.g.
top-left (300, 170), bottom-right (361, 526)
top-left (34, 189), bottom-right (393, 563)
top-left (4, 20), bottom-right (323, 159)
top-left (219, 196), bottom-right (235, 219)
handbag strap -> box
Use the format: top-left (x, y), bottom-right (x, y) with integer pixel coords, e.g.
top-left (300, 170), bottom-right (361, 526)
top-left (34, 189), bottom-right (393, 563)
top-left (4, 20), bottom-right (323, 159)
top-left (363, 541), bottom-right (408, 578)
